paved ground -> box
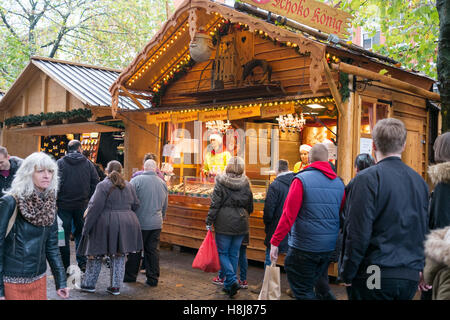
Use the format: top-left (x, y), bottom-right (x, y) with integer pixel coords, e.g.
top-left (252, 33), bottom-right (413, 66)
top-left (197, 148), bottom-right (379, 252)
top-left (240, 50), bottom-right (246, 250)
top-left (46, 242), bottom-right (349, 300)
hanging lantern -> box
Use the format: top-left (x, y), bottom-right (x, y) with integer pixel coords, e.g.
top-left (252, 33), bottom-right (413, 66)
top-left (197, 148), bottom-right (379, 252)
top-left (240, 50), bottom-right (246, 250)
top-left (189, 28), bottom-right (213, 62)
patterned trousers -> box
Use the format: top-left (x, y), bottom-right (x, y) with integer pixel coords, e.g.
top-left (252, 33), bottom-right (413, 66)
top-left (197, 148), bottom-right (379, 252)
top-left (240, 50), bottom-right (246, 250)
top-left (82, 255), bottom-right (126, 289)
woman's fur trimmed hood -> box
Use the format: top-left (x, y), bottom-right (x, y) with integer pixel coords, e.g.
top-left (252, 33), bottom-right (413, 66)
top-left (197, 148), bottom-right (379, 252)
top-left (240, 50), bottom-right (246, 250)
top-left (424, 226), bottom-right (450, 267)
top-left (215, 173), bottom-right (250, 190)
top-left (428, 162), bottom-right (450, 186)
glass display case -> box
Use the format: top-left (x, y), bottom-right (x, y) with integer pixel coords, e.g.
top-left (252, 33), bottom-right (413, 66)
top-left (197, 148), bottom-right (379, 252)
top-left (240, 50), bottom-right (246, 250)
top-left (167, 176), bottom-right (268, 202)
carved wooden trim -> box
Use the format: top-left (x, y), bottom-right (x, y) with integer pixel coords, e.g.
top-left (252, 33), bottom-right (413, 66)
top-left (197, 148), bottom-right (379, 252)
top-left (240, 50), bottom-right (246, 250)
top-left (109, 0), bottom-right (327, 107)
top-left (120, 85), bottom-right (145, 110)
top-left (111, 91), bottom-right (119, 118)
top-left (109, 0), bottom-right (192, 98)
top-left (322, 59), bottom-right (344, 116)
top-left (188, 8), bottom-right (197, 43)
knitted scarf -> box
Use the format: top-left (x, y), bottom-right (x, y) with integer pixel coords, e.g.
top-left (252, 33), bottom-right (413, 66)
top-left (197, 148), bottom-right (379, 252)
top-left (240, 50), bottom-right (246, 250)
top-left (17, 190), bottom-right (57, 227)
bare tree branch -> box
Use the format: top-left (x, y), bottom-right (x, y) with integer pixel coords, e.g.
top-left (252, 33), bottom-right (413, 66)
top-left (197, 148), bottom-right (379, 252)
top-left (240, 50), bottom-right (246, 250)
top-left (0, 9), bottom-right (21, 40)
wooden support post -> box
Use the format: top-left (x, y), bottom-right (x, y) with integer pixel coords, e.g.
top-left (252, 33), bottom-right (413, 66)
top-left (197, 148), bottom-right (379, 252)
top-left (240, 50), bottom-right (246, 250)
top-left (337, 75), bottom-right (355, 185)
top-left (120, 85), bottom-right (145, 110)
top-left (123, 117), bottom-right (131, 180)
top-left (331, 62), bottom-right (441, 101)
top-left (40, 74), bottom-right (49, 113)
top-left (22, 88), bottom-right (29, 116)
top-left (352, 88), bottom-right (362, 178)
top-left (65, 90), bottom-right (70, 112)
top-left (322, 59), bottom-right (345, 116)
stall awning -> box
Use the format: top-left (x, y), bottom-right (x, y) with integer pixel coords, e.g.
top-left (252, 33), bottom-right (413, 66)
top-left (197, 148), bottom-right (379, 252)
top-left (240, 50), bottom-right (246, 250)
top-left (0, 57), bottom-right (152, 111)
top-left (8, 122), bottom-right (120, 136)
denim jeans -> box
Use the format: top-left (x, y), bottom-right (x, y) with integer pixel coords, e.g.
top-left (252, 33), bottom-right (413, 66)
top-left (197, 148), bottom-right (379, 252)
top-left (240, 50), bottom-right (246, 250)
top-left (238, 245), bottom-right (248, 281)
top-left (284, 247), bottom-right (332, 300)
top-left (215, 233), bottom-right (245, 290)
top-left (347, 278), bottom-right (419, 300)
top-left (58, 208), bottom-right (87, 270)
top-left (264, 248), bottom-right (271, 269)
top-left (218, 244), bottom-right (247, 281)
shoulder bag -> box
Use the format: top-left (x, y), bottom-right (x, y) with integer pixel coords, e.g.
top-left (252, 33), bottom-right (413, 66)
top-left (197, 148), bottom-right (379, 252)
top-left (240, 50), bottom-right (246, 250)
top-left (5, 196), bottom-right (18, 238)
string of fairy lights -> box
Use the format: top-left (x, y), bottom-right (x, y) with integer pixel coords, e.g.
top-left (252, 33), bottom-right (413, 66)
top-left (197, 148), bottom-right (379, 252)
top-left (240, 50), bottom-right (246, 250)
top-left (127, 10), bottom-right (341, 117)
top-left (147, 96), bottom-right (335, 116)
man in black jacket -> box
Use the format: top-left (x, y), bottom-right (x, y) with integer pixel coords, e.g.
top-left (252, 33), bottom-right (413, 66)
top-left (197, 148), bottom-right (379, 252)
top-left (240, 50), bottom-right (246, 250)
top-left (57, 140), bottom-right (99, 272)
top-left (250, 160), bottom-right (294, 294)
top-left (340, 118), bottom-right (429, 300)
top-left (0, 146), bottom-right (22, 196)
top-left (263, 159), bottom-right (293, 266)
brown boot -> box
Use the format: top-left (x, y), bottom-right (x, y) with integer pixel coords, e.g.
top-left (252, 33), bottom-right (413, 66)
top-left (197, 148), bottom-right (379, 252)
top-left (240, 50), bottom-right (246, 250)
top-left (250, 282), bottom-right (263, 294)
top-left (286, 288), bottom-right (295, 298)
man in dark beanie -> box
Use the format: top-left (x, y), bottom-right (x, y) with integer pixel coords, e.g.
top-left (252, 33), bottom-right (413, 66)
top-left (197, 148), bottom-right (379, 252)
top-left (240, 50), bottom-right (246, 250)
top-left (57, 140), bottom-right (99, 272)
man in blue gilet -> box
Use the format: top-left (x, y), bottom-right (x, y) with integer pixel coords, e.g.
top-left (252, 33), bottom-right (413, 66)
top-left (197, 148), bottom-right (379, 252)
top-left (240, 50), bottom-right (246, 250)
top-left (270, 143), bottom-right (345, 299)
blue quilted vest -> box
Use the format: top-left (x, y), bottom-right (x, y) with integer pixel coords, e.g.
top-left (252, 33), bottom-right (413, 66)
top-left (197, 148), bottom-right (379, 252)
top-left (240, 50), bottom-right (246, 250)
top-left (288, 168), bottom-right (345, 252)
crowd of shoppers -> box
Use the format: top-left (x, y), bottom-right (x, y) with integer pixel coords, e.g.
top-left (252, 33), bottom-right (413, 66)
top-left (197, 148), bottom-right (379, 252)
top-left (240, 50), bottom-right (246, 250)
top-left (0, 122), bottom-right (449, 300)
top-left (0, 144), bottom-right (169, 299)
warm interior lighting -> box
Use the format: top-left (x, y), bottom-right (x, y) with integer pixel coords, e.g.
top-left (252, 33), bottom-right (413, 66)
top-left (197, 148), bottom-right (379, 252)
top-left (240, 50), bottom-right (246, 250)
top-left (306, 104), bottom-right (326, 109)
top-left (205, 120), bottom-right (232, 134)
top-left (277, 113), bottom-right (306, 133)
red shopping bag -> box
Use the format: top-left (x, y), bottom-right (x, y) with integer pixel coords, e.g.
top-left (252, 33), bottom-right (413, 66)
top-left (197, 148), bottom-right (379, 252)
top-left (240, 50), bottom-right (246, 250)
top-left (192, 230), bottom-right (221, 273)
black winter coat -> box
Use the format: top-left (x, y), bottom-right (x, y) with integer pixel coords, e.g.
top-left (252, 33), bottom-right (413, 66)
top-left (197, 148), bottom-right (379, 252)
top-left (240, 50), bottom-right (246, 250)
top-left (340, 157), bottom-right (429, 283)
top-left (0, 157), bottom-right (22, 197)
top-left (263, 172), bottom-right (294, 253)
top-left (0, 195), bottom-right (67, 297)
top-left (57, 151), bottom-right (99, 210)
top-left (206, 174), bottom-right (253, 236)
top-left (428, 162), bottom-right (450, 230)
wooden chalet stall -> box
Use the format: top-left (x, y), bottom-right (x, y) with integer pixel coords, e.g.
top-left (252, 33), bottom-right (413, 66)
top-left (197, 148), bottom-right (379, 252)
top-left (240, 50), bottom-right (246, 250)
top-left (109, 0), bottom-right (440, 275)
top-left (0, 57), bottom-right (147, 166)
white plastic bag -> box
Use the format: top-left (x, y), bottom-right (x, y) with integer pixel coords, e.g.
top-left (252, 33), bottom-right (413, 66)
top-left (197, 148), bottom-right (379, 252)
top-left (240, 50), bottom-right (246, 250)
top-left (258, 262), bottom-right (281, 300)
top-left (57, 216), bottom-right (65, 247)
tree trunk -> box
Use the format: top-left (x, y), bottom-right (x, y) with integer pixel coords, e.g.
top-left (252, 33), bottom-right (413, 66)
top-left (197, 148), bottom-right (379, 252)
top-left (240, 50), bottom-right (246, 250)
top-left (437, 0), bottom-right (450, 132)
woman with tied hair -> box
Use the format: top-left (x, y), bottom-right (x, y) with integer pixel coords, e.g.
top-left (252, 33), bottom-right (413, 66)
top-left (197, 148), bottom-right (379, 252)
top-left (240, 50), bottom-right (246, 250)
top-left (206, 156), bottom-right (253, 298)
top-left (0, 152), bottom-right (69, 300)
top-left (78, 160), bottom-right (142, 296)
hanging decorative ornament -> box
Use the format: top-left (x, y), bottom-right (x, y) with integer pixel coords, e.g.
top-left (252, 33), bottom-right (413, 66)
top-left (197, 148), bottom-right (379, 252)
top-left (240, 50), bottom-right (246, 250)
top-left (189, 28), bottom-right (213, 62)
top-left (277, 113), bottom-right (306, 133)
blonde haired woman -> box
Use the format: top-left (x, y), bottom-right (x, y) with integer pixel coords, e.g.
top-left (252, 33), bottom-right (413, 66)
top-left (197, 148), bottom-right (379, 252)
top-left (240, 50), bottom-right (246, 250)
top-left (0, 152), bottom-right (69, 300)
top-left (206, 156), bottom-right (253, 298)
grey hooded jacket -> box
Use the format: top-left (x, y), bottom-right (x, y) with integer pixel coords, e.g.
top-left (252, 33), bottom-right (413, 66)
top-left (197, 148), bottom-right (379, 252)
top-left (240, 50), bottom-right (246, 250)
top-left (206, 173), bottom-right (253, 236)
top-left (130, 171), bottom-right (168, 230)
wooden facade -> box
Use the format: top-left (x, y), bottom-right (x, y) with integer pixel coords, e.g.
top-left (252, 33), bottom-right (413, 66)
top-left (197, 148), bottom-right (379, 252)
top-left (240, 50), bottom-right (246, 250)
top-left (0, 57), bottom-right (127, 159)
top-left (108, 0), bottom-right (439, 275)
